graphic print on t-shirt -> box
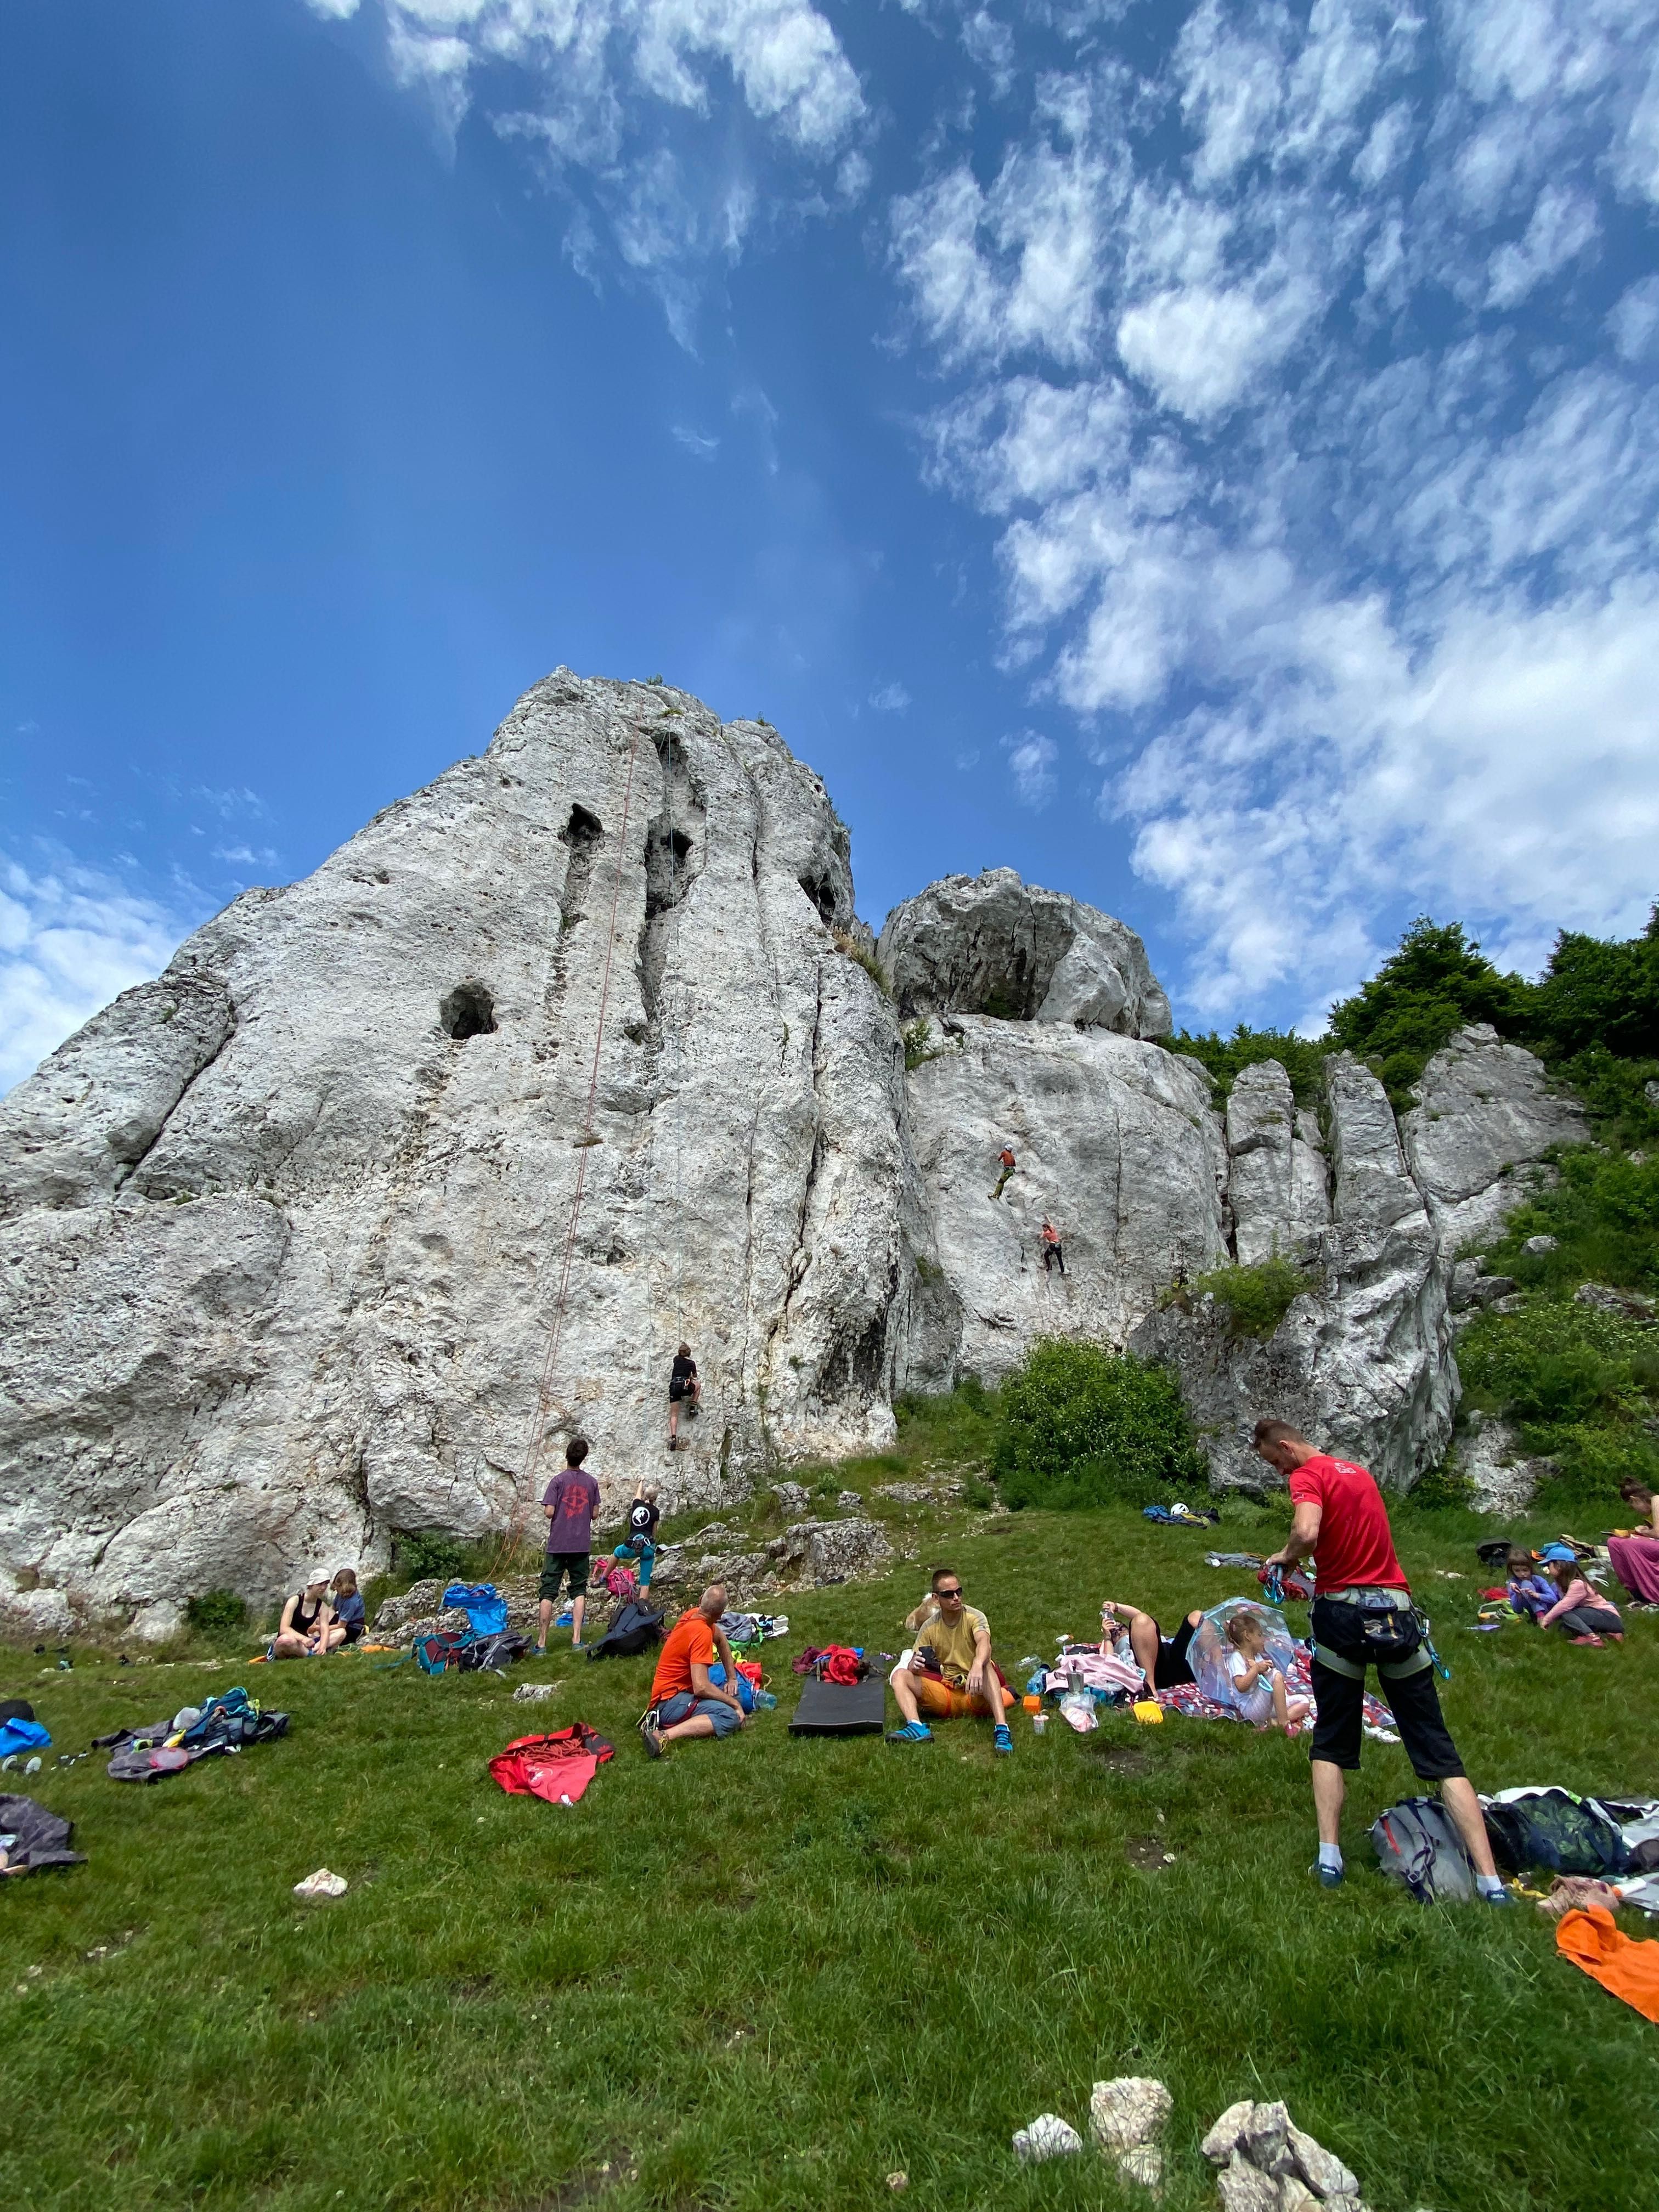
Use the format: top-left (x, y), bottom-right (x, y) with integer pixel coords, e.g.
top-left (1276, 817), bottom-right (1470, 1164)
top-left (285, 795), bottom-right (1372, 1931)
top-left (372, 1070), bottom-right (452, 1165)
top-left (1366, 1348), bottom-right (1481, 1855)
top-left (542, 1466), bottom-right (601, 1554)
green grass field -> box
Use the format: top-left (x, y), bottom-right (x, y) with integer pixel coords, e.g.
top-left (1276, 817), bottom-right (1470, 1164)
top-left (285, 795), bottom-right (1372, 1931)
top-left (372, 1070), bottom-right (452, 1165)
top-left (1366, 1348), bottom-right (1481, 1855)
top-left (4, 1466), bottom-right (1657, 2212)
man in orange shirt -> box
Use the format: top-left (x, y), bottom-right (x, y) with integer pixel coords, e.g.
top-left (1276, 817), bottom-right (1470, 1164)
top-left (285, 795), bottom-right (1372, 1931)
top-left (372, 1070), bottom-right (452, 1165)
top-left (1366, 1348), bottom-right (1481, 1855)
top-left (640, 1583), bottom-right (747, 1757)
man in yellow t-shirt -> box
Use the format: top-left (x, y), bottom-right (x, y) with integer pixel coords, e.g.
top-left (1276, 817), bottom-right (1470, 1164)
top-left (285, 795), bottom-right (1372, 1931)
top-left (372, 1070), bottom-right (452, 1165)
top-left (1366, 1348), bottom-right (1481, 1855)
top-left (887, 1565), bottom-right (1012, 1753)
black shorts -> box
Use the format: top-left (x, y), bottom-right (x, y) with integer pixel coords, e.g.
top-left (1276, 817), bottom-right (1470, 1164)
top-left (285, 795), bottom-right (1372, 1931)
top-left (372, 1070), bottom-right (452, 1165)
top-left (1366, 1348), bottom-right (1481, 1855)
top-left (1308, 1596), bottom-right (1464, 1781)
top-left (1152, 1614), bottom-right (1197, 1691)
top-left (539, 1552), bottom-right (590, 1604)
top-left (341, 1620), bottom-right (363, 1645)
top-left (669, 1376), bottom-right (695, 1402)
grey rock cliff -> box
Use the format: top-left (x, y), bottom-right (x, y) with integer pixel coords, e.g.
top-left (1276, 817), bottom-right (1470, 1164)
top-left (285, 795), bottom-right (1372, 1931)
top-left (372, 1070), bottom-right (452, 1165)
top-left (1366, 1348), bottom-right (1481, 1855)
top-left (0, 673), bottom-right (924, 1635)
top-left (0, 667), bottom-right (1594, 1632)
top-left (877, 870), bottom-right (1171, 1038)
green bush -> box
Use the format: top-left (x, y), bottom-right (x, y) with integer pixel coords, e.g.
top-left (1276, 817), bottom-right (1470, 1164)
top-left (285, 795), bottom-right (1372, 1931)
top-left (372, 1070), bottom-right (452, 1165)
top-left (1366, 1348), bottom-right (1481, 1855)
top-left (1327, 916), bottom-right (1528, 1105)
top-left (1189, 1255), bottom-right (1313, 1339)
top-left (185, 1589), bottom-right (247, 1636)
top-left (994, 1340), bottom-right (1206, 1510)
top-left (391, 1529), bottom-right (476, 1586)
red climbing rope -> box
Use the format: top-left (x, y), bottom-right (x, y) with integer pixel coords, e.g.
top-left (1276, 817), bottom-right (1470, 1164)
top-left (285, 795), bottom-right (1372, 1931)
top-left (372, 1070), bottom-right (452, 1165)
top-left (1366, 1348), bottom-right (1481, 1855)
top-left (501, 716), bottom-right (646, 1552)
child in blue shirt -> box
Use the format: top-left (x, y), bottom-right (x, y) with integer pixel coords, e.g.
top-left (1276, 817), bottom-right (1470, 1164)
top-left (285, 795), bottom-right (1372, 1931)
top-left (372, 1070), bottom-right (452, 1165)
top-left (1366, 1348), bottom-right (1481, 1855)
top-left (1505, 1548), bottom-right (1555, 1621)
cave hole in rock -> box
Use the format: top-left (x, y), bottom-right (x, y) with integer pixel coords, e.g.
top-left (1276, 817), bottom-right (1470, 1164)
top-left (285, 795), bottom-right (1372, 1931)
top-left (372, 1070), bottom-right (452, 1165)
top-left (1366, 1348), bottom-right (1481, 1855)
top-left (559, 803), bottom-right (603, 927)
top-left (439, 981), bottom-right (497, 1040)
top-left (799, 871), bottom-right (839, 927)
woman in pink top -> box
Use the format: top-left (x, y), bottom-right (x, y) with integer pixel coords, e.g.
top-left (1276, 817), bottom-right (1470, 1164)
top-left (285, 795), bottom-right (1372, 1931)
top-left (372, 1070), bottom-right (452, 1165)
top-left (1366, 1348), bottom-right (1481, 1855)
top-left (1537, 1558), bottom-right (1624, 1646)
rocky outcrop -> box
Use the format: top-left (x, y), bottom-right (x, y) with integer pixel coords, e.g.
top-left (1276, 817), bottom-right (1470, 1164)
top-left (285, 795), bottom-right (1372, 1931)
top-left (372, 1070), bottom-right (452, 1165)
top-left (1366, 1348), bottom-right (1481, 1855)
top-left (1133, 1032), bottom-right (1576, 1491)
top-left (1223, 1060), bottom-right (1329, 1266)
top-left (900, 1017), bottom-right (1227, 1386)
top-left (0, 662), bottom-right (1598, 1629)
top-left (0, 673), bottom-right (927, 1634)
top-left (878, 870), bottom-right (1171, 1038)
top-left (1401, 1022), bottom-right (1585, 1251)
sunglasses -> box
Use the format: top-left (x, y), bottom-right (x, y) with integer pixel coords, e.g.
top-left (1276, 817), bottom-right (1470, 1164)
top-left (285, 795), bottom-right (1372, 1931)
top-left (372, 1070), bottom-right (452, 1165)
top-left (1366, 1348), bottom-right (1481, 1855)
top-left (935, 1587), bottom-right (964, 1601)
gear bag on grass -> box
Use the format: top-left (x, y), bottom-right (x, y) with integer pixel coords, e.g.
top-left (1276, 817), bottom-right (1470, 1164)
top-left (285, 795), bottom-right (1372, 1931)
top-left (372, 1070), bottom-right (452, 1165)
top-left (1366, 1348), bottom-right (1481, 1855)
top-left (442, 1583), bottom-right (509, 1637)
top-left (459, 1632), bottom-right (528, 1674)
top-left (1372, 1796), bottom-right (1477, 1903)
top-left (584, 1600), bottom-right (664, 1660)
top-left (415, 1629), bottom-right (476, 1675)
top-left (1483, 1788), bottom-right (1630, 1877)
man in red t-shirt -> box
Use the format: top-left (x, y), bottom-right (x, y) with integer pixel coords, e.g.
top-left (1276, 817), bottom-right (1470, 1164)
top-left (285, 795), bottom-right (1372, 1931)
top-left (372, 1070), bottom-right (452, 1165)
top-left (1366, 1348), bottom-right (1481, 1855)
top-left (1257, 1417), bottom-right (1509, 1901)
top-left (640, 1583), bottom-right (746, 1758)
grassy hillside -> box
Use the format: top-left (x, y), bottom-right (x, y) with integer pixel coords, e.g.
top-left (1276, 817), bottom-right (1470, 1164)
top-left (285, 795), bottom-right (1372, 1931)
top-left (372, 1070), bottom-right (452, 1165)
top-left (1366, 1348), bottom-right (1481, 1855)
top-left (4, 1447), bottom-right (1657, 2212)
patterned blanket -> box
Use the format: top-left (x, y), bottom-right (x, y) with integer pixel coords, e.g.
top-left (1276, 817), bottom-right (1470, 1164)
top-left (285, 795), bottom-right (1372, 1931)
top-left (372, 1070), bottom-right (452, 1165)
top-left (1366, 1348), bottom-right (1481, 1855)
top-left (1153, 1647), bottom-right (1401, 1741)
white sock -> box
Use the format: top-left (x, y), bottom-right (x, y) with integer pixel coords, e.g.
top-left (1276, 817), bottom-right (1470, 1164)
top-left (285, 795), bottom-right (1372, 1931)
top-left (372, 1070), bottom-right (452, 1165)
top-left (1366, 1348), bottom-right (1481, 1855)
top-left (1318, 1842), bottom-right (1343, 1872)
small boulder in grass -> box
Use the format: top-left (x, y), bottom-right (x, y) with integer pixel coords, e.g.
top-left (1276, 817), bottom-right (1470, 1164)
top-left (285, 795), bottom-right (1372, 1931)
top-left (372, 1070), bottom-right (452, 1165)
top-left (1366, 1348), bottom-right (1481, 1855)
top-left (1203, 2099), bottom-right (1367, 2212)
top-left (1090, 2076), bottom-right (1173, 2151)
top-left (1012, 2114), bottom-right (1084, 2164)
top-left (293, 1867), bottom-right (347, 1900)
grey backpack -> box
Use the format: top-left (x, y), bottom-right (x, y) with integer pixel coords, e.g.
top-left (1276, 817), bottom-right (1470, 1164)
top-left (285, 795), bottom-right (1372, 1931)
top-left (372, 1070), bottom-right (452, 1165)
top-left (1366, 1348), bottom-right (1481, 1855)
top-left (1371, 1796), bottom-right (1476, 1903)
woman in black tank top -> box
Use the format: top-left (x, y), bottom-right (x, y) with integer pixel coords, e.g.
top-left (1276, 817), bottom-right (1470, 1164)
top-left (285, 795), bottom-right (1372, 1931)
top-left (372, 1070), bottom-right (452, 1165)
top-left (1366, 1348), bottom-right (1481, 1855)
top-left (272, 1576), bottom-right (333, 1659)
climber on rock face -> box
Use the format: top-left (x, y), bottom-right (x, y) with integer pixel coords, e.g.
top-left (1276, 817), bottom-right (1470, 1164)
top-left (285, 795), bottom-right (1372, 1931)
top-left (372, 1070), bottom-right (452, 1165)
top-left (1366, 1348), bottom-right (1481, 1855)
top-left (990, 1146), bottom-right (1017, 1200)
top-left (668, 1342), bottom-right (701, 1451)
top-left (1040, 1217), bottom-right (1065, 1276)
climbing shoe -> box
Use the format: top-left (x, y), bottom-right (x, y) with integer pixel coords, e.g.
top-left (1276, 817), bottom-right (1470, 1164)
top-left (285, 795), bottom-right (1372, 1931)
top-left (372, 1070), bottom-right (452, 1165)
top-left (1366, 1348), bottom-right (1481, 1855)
top-left (1311, 1861), bottom-right (1345, 1889)
top-left (639, 1714), bottom-right (665, 1760)
top-left (885, 1722), bottom-right (934, 1746)
top-left (992, 1724), bottom-right (1013, 1756)
top-left (1480, 1884), bottom-right (1517, 1908)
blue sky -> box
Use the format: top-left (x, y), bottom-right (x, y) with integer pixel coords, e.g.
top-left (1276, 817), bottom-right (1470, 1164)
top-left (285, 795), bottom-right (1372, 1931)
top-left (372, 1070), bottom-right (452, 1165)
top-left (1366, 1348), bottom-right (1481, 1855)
top-left (4, 0), bottom-right (1658, 1091)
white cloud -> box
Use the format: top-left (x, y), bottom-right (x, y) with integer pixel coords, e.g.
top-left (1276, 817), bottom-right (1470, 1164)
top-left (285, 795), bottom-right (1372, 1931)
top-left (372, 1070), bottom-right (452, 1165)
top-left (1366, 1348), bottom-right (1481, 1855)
top-left (672, 421), bottom-right (720, 455)
top-left (1486, 182), bottom-right (1598, 308)
top-left (1003, 729), bottom-right (1057, 808)
top-left (868, 681), bottom-right (911, 711)
top-left (1116, 278), bottom-right (1312, 421)
top-left (0, 856), bottom-right (196, 1096)
top-left (894, 0), bottom-right (1659, 1021)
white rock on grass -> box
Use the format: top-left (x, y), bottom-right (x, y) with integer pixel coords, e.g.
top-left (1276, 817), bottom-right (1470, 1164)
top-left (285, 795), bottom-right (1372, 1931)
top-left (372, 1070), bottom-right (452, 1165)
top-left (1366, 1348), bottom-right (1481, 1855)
top-left (1090, 2076), bottom-right (1173, 2151)
top-left (1011, 2114), bottom-right (1084, 2164)
top-left (1216, 2152), bottom-right (1280, 2212)
top-left (1117, 2143), bottom-right (1164, 2192)
top-left (1202, 2102), bottom-right (1257, 2164)
top-left (1286, 2124), bottom-right (1359, 2199)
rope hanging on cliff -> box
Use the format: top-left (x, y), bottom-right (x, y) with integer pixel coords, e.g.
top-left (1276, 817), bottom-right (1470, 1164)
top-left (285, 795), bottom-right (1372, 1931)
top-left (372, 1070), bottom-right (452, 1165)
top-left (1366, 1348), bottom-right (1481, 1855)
top-left (507, 715), bottom-right (646, 1545)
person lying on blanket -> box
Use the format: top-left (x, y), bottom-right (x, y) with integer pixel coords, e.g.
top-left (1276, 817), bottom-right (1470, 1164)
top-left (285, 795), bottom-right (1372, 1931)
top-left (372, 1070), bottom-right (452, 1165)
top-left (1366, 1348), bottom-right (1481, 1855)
top-left (1099, 1598), bottom-right (1204, 1690)
top-left (887, 1566), bottom-right (1013, 1755)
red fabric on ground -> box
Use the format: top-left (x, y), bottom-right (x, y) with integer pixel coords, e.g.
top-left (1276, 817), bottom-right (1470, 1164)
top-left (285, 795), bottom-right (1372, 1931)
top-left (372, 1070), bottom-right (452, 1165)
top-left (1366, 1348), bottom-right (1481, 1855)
top-left (489, 1725), bottom-right (615, 1807)
top-left (1557, 1905), bottom-right (1659, 2022)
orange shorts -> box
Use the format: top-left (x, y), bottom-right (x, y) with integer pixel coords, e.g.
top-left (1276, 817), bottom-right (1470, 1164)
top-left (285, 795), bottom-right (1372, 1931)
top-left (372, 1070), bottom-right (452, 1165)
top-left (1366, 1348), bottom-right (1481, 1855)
top-left (912, 1673), bottom-right (1005, 1719)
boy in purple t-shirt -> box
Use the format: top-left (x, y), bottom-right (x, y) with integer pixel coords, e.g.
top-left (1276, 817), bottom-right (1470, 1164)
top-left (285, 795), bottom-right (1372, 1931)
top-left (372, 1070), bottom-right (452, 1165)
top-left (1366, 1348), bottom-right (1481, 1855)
top-left (537, 1436), bottom-right (602, 1653)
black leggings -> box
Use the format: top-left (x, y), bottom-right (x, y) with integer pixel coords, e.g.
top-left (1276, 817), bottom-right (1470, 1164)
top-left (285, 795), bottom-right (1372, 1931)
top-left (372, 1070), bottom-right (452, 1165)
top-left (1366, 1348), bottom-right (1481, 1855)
top-left (1043, 1243), bottom-right (1065, 1275)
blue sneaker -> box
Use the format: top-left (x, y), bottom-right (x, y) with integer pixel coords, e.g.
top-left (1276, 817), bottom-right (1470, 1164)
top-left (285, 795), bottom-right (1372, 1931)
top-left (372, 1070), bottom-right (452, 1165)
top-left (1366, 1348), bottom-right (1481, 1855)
top-left (1481, 1884), bottom-right (1516, 1908)
top-left (993, 1724), bottom-right (1013, 1756)
top-left (885, 1722), bottom-right (934, 1746)
top-left (1311, 1861), bottom-right (1344, 1889)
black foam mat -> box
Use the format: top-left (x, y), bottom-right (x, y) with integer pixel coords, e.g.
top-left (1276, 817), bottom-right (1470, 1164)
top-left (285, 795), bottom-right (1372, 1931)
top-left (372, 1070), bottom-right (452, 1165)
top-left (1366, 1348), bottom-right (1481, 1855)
top-left (788, 1674), bottom-right (887, 1735)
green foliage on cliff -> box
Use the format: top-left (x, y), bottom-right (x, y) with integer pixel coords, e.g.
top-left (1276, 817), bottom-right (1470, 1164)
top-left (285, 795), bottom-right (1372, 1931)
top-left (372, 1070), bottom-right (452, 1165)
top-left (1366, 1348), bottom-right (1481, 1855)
top-left (994, 1339), bottom-right (1206, 1509)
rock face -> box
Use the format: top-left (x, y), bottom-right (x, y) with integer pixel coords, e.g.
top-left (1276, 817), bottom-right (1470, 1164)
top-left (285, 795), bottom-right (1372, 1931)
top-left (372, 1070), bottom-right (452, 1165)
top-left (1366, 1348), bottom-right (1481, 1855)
top-left (0, 673), bottom-right (924, 1632)
top-left (0, 667), bottom-right (1594, 1632)
top-left (1132, 1034), bottom-right (1578, 1491)
top-left (900, 1017), bottom-right (1227, 1385)
top-left (878, 870), bottom-right (1171, 1038)
top-left (1401, 1023), bottom-right (1585, 1251)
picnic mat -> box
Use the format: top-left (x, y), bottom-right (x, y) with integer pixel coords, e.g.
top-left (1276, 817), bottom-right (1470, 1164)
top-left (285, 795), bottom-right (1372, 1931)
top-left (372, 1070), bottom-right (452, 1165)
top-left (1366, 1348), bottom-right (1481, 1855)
top-left (789, 1675), bottom-right (887, 1736)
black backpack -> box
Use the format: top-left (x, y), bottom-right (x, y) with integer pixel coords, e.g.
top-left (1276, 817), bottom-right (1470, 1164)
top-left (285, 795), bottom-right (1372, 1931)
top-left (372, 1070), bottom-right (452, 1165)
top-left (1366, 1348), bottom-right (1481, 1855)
top-left (585, 1601), bottom-right (665, 1660)
top-left (459, 1633), bottom-right (529, 1674)
top-left (1482, 1790), bottom-right (1629, 1877)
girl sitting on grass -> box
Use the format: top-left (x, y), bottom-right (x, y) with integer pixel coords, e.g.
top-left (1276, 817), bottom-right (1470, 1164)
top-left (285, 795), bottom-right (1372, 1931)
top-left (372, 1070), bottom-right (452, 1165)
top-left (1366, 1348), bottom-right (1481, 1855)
top-left (1505, 1548), bottom-right (1556, 1621)
top-left (1537, 1558), bottom-right (1624, 1646)
top-left (1223, 1611), bottom-right (1311, 1732)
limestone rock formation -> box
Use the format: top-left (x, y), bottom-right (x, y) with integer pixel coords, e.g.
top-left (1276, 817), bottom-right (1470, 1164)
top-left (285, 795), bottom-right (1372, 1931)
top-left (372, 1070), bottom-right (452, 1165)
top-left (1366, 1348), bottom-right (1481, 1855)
top-left (878, 870), bottom-right (1171, 1038)
top-left (900, 1018), bottom-right (1227, 1384)
top-left (0, 672), bottom-right (923, 1634)
top-left (0, 660), bottom-right (1598, 1633)
top-left (1401, 1022), bottom-right (1585, 1251)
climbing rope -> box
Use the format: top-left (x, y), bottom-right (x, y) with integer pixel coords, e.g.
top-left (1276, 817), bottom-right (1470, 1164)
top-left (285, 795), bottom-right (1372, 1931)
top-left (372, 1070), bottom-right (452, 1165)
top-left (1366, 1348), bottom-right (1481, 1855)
top-left (495, 715), bottom-right (646, 1563)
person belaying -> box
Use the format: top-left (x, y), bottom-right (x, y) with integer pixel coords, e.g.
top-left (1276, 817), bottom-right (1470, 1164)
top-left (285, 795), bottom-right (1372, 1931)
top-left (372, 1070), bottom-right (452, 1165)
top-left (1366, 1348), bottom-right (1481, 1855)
top-left (536, 1435), bottom-right (601, 1655)
top-left (1255, 1417), bottom-right (1511, 1902)
top-left (668, 1342), bottom-right (701, 1452)
top-left (1040, 1216), bottom-right (1065, 1275)
top-left (990, 1146), bottom-right (1017, 1201)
